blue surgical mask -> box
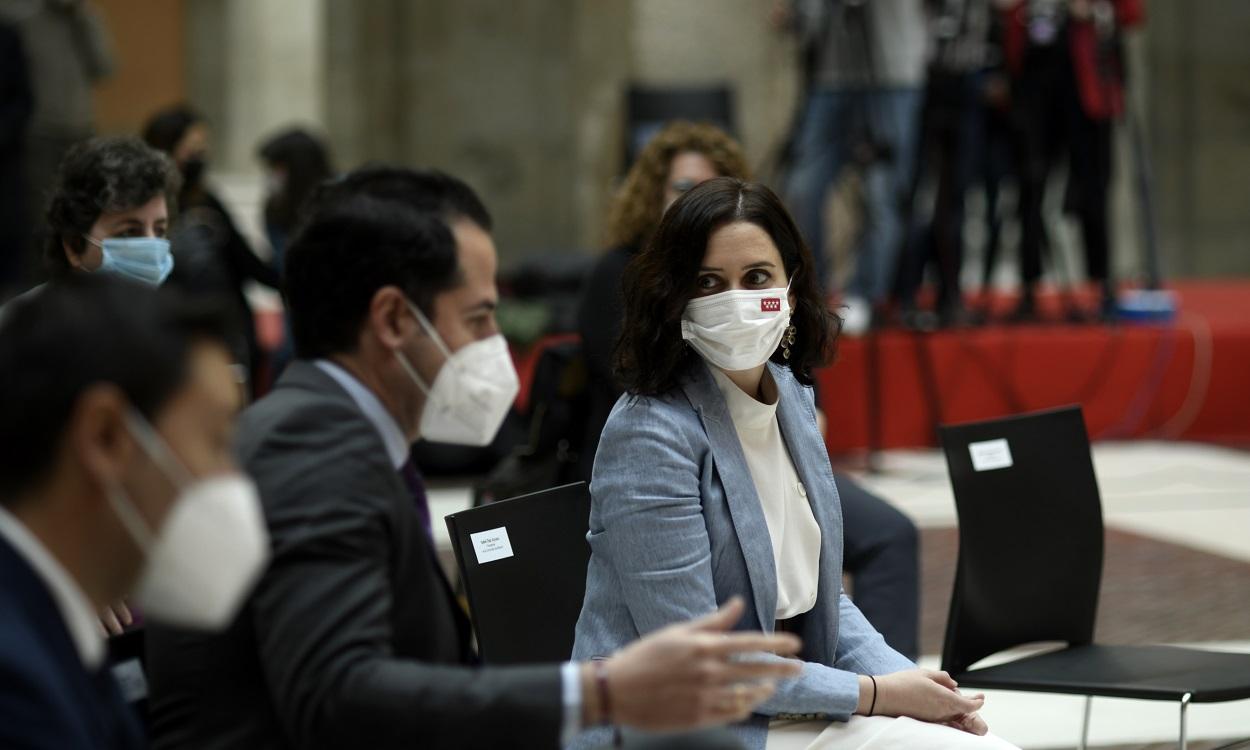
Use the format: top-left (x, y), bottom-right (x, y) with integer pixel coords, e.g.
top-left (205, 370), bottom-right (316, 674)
top-left (85, 236), bottom-right (175, 286)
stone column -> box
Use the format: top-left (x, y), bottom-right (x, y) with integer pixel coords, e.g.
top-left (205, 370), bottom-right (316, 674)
top-left (187, 0), bottom-right (327, 173)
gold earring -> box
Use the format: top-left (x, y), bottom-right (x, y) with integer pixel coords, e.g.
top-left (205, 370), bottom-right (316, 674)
top-left (781, 324), bottom-right (797, 360)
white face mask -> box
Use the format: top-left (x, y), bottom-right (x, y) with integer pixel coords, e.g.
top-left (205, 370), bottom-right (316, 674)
top-left (681, 285), bottom-right (792, 372)
top-left (395, 302), bottom-right (519, 447)
top-left (105, 411), bottom-right (269, 630)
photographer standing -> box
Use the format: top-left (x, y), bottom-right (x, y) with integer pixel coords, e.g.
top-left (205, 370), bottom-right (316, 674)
top-left (1001, 0), bottom-right (1144, 321)
top-left (774, 0), bottom-right (927, 334)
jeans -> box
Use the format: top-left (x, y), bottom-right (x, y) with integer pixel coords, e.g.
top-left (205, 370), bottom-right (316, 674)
top-left (785, 86), bottom-right (923, 302)
top-left (898, 70), bottom-right (988, 311)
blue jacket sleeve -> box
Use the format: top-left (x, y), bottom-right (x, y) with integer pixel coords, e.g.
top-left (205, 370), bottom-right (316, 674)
top-left (590, 396), bottom-right (911, 722)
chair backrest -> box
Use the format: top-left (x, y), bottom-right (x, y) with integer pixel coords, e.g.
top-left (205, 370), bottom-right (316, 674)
top-left (938, 405), bottom-right (1104, 675)
top-left (445, 482), bottom-right (591, 665)
top-left (624, 85), bottom-right (736, 168)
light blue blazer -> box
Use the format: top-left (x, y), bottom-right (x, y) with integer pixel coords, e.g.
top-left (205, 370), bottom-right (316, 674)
top-left (571, 360), bottom-right (914, 750)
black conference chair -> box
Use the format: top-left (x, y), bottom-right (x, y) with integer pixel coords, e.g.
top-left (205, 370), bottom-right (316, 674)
top-left (938, 405), bottom-right (1250, 750)
top-left (624, 84), bottom-right (736, 168)
top-left (445, 482), bottom-right (591, 665)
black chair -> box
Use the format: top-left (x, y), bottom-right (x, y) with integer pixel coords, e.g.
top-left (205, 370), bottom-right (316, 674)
top-left (938, 405), bottom-right (1250, 750)
top-left (624, 85), bottom-right (736, 168)
top-left (445, 482), bottom-right (591, 665)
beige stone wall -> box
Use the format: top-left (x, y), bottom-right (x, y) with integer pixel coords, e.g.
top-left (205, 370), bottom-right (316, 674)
top-left (1143, 0), bottom-right (1250, 278)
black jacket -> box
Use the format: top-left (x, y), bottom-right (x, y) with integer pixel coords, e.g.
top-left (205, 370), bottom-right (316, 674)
top-left (0, 536), bottom-right (143, 750)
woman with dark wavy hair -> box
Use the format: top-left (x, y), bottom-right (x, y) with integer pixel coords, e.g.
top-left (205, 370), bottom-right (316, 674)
top-left (581, 124), bottom-right (922, 662)
top-left (571, 178), bottom-right (1016, 750)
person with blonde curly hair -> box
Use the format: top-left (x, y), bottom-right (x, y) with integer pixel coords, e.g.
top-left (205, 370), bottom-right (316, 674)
top-left (579, 121), bottom-right (749, 480)
top-left (604, 121), bottom-right (751, 250)
top-left (577, 122), bottom-right (922, 665)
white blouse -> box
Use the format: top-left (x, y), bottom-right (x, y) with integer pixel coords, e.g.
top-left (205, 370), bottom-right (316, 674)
top-left (710, 367), bottom-right (823, 620)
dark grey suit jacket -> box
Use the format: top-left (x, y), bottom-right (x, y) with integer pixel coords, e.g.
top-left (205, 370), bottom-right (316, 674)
top-left (146, 361), bottom-right (564, 749)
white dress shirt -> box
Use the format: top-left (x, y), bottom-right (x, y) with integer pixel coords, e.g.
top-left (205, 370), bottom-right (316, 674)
top-left (0, 505), bottom-right (105, 669)
top-left (710, 367), bottom-right (823, 620)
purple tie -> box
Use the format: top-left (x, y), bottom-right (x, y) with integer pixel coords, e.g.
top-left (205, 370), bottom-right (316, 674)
top-left (398, 455), bottom-right (433, 541)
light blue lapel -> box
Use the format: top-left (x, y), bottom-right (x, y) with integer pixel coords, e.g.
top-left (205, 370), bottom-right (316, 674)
top-left (679, 359), bottom-right (778, 630)
top-left (771, 362), bottom-right (843, 661)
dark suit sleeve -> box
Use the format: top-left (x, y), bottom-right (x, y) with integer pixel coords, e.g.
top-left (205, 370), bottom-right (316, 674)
top-left (246, 413), bottom-right (564, 749)
top-left (0, 665), bottom-right (64, 749)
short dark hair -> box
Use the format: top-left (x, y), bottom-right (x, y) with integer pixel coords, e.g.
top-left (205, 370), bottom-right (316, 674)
top-left (141, 104), bottom-right (204, 155)
top-left (0, 275), bottom-right (236, 502)
top-left (304, 165), bottom-right (493, 234)
top-left (43, 136), bottom-right (181, 276)
top-left (615, 177), bottom-right (839, 396)
top-left (285, 178), bottom-right (470, 360)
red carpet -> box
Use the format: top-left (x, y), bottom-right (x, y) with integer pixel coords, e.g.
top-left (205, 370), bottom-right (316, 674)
top-left (816, 281), bottom-right (1250, 455)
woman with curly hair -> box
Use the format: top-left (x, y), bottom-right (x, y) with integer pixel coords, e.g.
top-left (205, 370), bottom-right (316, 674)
top-left (2, 136), bottom-right (180, 317)
top-left (578, 121), bottom-right (749, 478)
top-left (143, 105), bottom-right (281, 395)
top-left (42, 136), bottom-right (180, 285)
top-left (604, 121), bottom-right (751, 252)
top-left (572, 178), bottom-right (1018, 750)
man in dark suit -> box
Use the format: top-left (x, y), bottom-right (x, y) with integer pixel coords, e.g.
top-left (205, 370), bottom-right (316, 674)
top-left (0, 275), bottom-right (258, 749)
top-left (145, 167), bottom-right (802, 750)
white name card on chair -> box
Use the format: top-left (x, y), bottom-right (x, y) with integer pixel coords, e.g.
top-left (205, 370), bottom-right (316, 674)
top-left (969, 438), bottom-right (1013, 472)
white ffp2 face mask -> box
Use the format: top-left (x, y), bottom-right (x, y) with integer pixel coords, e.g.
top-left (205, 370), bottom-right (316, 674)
top-left (106, 412), bottom-right (269, 630)
top-left (681, 285), bottom-right (791, 372)
top-left (395, 302), bottom-right (519, 447)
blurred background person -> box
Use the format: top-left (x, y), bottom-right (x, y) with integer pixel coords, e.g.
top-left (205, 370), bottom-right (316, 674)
top-left (969, 9), bottom-right (1019, 319)
top-left (0, 136), bottom-right (179, 317)
top-left (256, 127), bottom-right (334, 273)
top-left (1002, 0), bottom-right (1144, 321)
top-left (42, 137), bottom-right (179, 284)
top-left (579, 122), bottom-right (920, 660)
top-left (143, 104), bottom-right (281, 395)
top-left (773, 0), bottom-right (927, 334)
top-left (896, 0), bottom-right (998, 329)
top-left (0, 275), bottom-right (264, 750)
top-left (256, 127), bottom-right (334, 376)
top-left (0, 19), bottom-right (32, 299)
top-left (0, 0), bottom-right (114, 292)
